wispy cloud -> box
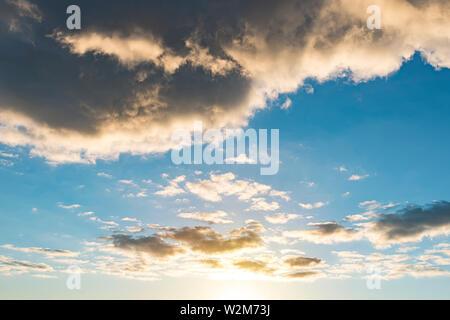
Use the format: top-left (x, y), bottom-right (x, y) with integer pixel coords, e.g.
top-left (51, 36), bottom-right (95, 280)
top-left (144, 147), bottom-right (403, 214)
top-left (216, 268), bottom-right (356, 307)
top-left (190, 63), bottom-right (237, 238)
top-left (348, 174), bottom-right (369, 181)
top-left (178, 211), bottom-right (233, 224)
top-left (298, 201), bottom-right (328, 210)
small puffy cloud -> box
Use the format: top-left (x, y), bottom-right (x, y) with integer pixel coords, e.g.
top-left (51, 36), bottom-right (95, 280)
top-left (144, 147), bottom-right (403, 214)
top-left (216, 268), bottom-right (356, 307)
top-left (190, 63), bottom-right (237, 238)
top-left (124, 190), bottom-right (148, 198)
top-left (283, 256), bottom-right (323, 268)
top-left (146, 224), bottom-right (176, 232)
top-left (224, 154), bottom-right (256, 164)
top-left (303, 84), bottom-right (314, 94)
top-left (265, 213), bottom-right (300, 224)
top-left (247, 198), bottom-right (279, 212)
top-left (185, 172), bottom-right (282, 203)
top-left (0, 244), bottom-right (79, 258)
top-left (155, 175), bottom-right (186, 197)
top-left (280, 98), bottom-right (292, 110)
top-left (396, 246), bottom-right (420, 253)
top-left (0, 151), bottom-right (17, 158)
top-left (359, 200), bottom-right (378, 208)
top-left (233, 259), bottom-right (274, 274)
top-left (178, 210), bottom-right (233, 224)
top-left (284, 222), bottom-right (362, 244)
top-left (166, 221), bottom-right (264, 255)
top-left (97, 172), bottom-right (112, 179)
top-left (89, 217), bottom-right (118, 227)
top-left (298, 201), bottom-right (328, 210)
top-left (78, 211), bottom-right (94, 217)
top-left (344, 214), bottom-right (372, 222)
top-left (119, 179), bottom-right (135, 185)
top-left (111, 221), bottom-right (264, 258)
top-left (348, 174), bottom-right (369, 181)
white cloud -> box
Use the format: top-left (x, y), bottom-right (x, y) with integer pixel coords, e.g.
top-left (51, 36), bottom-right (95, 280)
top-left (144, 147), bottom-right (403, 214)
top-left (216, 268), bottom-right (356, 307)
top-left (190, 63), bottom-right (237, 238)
top-left (269, 190), bottom-right (290, 201)
top-left (300, 181), bottom-right (315, 188)
top-left (298, 201), bottom-right (328, 210)
top-left (224, 154), bottom-right (256, 164)
top-left (265, 213), bottom-right (300, 224)
top-left (178, 210), bottom-right (233, 224)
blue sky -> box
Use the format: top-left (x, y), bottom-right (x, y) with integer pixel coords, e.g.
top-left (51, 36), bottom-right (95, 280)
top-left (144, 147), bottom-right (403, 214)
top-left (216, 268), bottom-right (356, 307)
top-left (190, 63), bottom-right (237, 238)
top-left (0, 0), bottom-right (449, 299)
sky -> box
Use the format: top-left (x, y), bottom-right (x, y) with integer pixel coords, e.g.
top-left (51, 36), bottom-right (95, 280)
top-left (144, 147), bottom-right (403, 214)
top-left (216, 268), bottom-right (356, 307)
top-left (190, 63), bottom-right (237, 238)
top-left (0, 0), bottom-right (449, 299)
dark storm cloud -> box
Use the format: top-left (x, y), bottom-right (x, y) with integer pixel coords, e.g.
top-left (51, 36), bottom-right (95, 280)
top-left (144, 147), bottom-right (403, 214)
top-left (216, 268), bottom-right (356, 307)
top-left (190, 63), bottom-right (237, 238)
top-left (0, 0), bottom-right (449, 163)
top-left (111, 234), bottom-right (183, 258)
top-left (365, 201), bottom-right (450, 247)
